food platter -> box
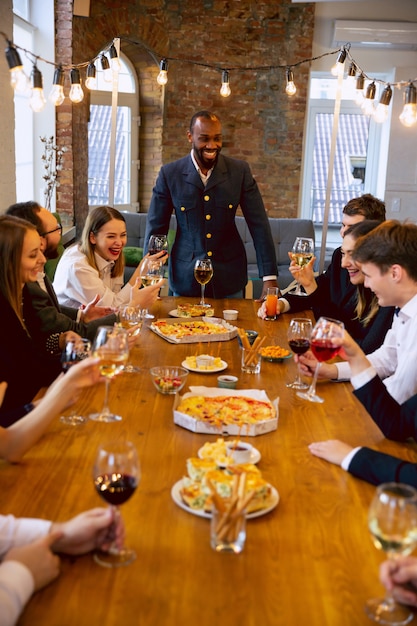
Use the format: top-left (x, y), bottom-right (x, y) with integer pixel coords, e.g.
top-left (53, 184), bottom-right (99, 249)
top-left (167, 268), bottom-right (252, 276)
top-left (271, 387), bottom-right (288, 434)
top-left (171, 480), bottom-right (279, 519)
top-left (181, 359), bottom-right (228, 374)
top-left (150, 318), bottom-right (237, 344)
top-left (197, 443), bottom-right (261, 466)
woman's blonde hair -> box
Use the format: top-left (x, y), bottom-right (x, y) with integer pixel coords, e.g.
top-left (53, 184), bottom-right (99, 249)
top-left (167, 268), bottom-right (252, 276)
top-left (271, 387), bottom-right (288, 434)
top-left (0, 215), bottom-right (36, 328)
top-left (79, 206), bottom-right (126, 278)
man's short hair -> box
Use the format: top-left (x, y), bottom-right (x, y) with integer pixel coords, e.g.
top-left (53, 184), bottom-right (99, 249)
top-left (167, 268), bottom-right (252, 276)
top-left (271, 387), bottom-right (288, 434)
top-left (6, 201), bottom-right (43, 234)
top-left (343, 194), bottom-right (386, 222)
top-left (189, 110), bottom-right (220, 133)
top-left (352, 220), bottom-right (417, 281)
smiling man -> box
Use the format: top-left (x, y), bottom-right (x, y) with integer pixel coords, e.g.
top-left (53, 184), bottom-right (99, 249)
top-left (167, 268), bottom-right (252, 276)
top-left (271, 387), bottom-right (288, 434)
top-left (299, 220), bottom-right (417, 404)
top-left (144, 110), bottom-right (278, 300)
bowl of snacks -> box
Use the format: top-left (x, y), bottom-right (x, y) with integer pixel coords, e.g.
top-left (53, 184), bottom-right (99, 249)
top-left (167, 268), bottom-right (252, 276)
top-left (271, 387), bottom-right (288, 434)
top-left (150, 366), bottom-right (189, 394)
top-left (259, 345), bottom-right (292, 363)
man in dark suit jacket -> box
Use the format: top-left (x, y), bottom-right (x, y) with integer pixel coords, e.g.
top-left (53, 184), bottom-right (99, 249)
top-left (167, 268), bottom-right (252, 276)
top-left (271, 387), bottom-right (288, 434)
top-left (308, 330), bottom-right (417, 488)
top-left (6, 202), bottom-right (117, 357)
top-left (144, 110), bottom-right (278, 300)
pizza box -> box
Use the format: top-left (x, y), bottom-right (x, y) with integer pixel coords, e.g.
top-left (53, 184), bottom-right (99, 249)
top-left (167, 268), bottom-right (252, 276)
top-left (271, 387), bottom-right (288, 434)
top-left (150, 317), bottom-right (238, 344)
top-left (173, 386), bottom-right (279, 436)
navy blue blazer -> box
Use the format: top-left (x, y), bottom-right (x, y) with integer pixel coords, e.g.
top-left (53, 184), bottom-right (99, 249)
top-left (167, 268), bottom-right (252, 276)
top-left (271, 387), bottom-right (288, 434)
top-left (145, 154), bottom-right (277, 298)
top-left (348, 376), bottom-right (417, 487)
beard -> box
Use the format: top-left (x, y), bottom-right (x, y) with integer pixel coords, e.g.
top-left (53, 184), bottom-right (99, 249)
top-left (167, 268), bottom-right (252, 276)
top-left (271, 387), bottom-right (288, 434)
top-left (193, 146), bottom-right (221, 171)
top-left (43, 242), bottom-right (60, 260)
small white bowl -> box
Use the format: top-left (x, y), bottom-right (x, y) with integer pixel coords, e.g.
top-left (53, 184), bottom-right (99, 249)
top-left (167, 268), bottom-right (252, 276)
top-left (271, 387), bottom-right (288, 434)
top-left (223, 309), bottom-right (238, 321)
top-left (226, 441), bottom-right (253, 464)
top-left (196, 354), bottom-right (215, 369)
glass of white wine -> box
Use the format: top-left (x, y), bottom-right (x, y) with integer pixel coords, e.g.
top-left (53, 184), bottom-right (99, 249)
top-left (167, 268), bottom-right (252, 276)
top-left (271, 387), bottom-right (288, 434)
top-left (366, 482), bottom-right (417, 625)
top-left (115, 307), bottom-right (143, 374)
top-left (290, 237), bottom-right (314, 296)
top-left (194, 258), bottom-right (213, 307)
top-left (139, 256), bottom-right (164, 319)
top-left (89, 326), bottom-right (129, 422)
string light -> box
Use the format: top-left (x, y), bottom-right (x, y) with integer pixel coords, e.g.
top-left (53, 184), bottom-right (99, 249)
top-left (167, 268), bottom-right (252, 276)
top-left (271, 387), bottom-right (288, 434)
top-left (399, 83), bottom-right (417, 128)
top-left (374, 84), bottom-right (392, 124)
top-left (100, 54), bottom-right (112, 82)
top-left (48, 66), bottom-right (65, 106)
top-left (331, 47), bottom-right (347, 77)
top-left (109, 44), bottom-right (121, 71)
top-left (69, 68), bottom-right (84, 103)
top-left (85, 62), bottom-right (97, 90)
top-left (157, 59), bottom-right (168, 86)
top-left (29, 65), bottom-right (46, 112)
top-left (355, 73), bottom-right (365, 106)
top-left (362, 81), bottom-right (376, 116)
top-left (220, 70), bottom-right (231, 97)
top-left (285, 67), bottom-right (296, 96)
top-left (5, 40), bottom-right (29, 94)
top-left (346, 62), bottom-right (357, 87)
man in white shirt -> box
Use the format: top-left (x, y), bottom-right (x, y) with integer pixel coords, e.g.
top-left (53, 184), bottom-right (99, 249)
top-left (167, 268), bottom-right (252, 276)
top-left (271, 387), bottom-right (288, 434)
top-left (299, 220), bottom-right (417, 404)
top-left (0, 508), bottom-right (121, 626)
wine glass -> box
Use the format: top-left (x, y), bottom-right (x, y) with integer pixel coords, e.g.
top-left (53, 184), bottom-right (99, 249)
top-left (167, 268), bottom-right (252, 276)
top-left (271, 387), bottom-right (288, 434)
top-left (290, 237), bottom-right (314, 296)
top-left (148, 234), bottom-right (168, 256)
top-left (89, 326), bottom-right (129, 422)
top-left (194, 258), bottom-right (213, 307)
top-left (115, 307), bottom-right (143, 373)
top-left (93, 440), bottom-right (141, 567)
top-left (286, 318), bottom-right (312, 390)
top-left (60, 338), bottom-right (91, 425)
top-left (366, 482), bottom-right (417, 625)
top-left (296, 316), bottom-right (344, 403)
top-left (139, 256), bottom-right (164, 320)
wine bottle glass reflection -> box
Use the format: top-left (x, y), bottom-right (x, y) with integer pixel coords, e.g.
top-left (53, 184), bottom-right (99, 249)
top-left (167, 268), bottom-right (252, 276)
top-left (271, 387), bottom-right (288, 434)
top-left (194, 258), bottom-right (213, 307)
top-left (89, 326), bottom-right (129, 422)
top-left (366, 482), bottom-right (417, 625)
top-left (290, 237), bottom-right (314, 296)
top-left (115, 307), bottom-right (143, 373)
top-left (148, 234), bottom-right (168, 256)
top-left (60, 338), bottom-right (91, 425)
top-left (139, 256), bottom-right (164, 320)
top-left (93, 440), bottom-right (141, 567)
top-left (296, 316), bottom-right (344, 403)
top-left (286, 318), bottom-right (312, 390)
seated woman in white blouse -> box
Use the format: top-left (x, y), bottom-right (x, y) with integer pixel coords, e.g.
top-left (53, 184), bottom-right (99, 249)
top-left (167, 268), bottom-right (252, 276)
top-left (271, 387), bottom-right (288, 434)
top-left (53, 206), bottom-right (165, 310)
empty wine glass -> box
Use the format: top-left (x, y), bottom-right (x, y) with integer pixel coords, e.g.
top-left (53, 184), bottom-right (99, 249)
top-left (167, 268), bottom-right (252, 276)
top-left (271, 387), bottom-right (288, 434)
top-left (93, 440), bottom-right (141, 567)
top-left (89, 326), bottom-right (129, 422)
top-left (366, 482), bottom-right (417, 625)
top-left (290, 237), bottom-right (314, 296)
top-left (194, 258), bottom-right (213, 307)
top-left (115, 307), bottom-right (143, 373)
top-left (286, 318), bottom-right (312, 390)
top-left (148, 234), bottom-right (168, 256)
top-left (60, 338), bottom-right (91, 425)
top-left (296, 316), bottom-right (344, 403)
top-left (139, 256), bottom-right (164, 320)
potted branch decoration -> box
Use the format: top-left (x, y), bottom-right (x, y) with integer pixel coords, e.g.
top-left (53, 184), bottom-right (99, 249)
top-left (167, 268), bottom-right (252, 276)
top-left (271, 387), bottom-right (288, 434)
top-left (40, 136), bottom-right (67, 211)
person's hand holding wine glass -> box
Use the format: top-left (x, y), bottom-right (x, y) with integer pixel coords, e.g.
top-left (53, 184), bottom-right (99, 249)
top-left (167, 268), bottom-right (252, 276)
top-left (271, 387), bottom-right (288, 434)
top-left (366, 482), bottom-right (417, 625)
top-left (139, 256), bottom-right (165, 319)
top-left (93, 440), bottom-right (141, 567)
top-left (194, 258), bottom-right (213, 307)
top-left (289, 237), bottom-right (315, 296)
top-left (296, 316), bottom-right (344, 403)
top-left (286, 318), bottom-right (312, 390)
top-left (60, 337), bottom-right (91, 425)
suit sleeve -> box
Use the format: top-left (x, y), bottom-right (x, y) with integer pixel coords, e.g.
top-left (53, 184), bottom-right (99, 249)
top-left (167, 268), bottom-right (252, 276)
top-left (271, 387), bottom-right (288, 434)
top-left (349, 447), bottom-right (417, 488)
top-left (144, 167), bottom-right (174, 254)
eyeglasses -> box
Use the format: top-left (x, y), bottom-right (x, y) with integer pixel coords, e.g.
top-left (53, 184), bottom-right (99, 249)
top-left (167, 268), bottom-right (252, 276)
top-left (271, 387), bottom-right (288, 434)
top-left (40, 224), bottom-right (63, 237)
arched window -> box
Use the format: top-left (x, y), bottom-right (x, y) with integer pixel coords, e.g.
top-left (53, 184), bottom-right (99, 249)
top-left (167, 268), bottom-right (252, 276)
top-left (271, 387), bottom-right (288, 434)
top-left (88, 53), bottom-right (139, 211)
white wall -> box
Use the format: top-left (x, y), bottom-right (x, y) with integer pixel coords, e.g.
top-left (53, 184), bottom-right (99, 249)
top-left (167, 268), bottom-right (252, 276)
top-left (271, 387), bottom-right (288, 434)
top-left (310, 0), bottom-right (417, 221)
top-left (0, 0), bottom-right (17, 210)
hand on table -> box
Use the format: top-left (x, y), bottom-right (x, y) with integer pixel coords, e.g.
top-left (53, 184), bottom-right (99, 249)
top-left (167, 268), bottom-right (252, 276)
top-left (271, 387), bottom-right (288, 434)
top-left (380, 557), bottom-right (417, 608)
top-left (4, 531), bottom-right (62, 591)
top-left (308, 440), bottom-right (354, 466)
top-left (51, 507), bottom-right (124, 555)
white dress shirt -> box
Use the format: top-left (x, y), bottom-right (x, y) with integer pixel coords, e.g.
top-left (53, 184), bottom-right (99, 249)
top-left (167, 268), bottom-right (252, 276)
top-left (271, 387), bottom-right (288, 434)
top-left (0, 515), bottom-right (51, 626)
top-left (53, 244), bottom-right (132, 308)
top-left (334, 294), bottom-right (417, 404)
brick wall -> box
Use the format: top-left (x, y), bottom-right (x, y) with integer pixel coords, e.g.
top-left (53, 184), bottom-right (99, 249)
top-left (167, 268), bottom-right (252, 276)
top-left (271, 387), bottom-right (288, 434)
top-left (58, 0), bottom-right (314, 229)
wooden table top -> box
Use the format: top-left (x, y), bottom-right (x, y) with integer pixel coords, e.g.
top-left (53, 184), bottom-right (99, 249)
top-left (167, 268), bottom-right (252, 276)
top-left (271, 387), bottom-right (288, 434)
top-left (3, 297), bottom-right (417, 626)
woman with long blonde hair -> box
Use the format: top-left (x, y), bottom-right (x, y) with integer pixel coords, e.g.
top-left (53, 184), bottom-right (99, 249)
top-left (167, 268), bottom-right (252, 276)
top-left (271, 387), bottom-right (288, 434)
top-left (53, 206), bottom-right (164, 309)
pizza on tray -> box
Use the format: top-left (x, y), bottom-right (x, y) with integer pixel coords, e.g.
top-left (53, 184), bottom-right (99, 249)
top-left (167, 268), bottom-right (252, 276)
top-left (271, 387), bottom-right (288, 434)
top-left (176, 395), bottom-right (275, 428)
top-left (152, 319), bottom-right (230, 340)
top-left (176, 303), bottom-right (214, 317)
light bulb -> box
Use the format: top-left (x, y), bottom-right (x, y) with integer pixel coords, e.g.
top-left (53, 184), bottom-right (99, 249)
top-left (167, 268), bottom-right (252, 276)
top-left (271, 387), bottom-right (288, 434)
top-left (355, 73), bottom-right (365, 106)
top-left (85, 63), bottom-right (97, 90)
top-left (109, 44), bottom-right (121, 71)
top-left (220, 70), bottom-right (231, 97)
top-left (69, 68), bottom-right (84, 103)
top-left (5, 43), bottom-right (29, 94)
top-left (157, 59), bottom-right (168, 86)
top-left (331, 48), bottom-right (347, 77)
top-left (399, 83), bottom-right (417, 128)
top-left (29, 66), bottom-right (46, 112)
top-left (346, 62), bottom-right (357, 88)
top-left (285, 68), bottom-right (296, 96)
top-left (48, 67), bottom-right (65, 106)
top-left (373, 85), bottom-right (392, 124)
top-left (361, 81), bottom-right (376, 116)
top-left (100, 55), bottom-right (112, 82)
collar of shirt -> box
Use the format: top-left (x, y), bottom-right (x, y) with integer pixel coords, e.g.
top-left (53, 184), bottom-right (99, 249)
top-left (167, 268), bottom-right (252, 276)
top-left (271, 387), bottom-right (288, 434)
top-left (94, 251), bottom-right (115, 281)
top-left (36, 271), bottom-right (47, 293)
top-left (395, 292), bottom-right (417, 323)
top-left (190, 150), bottom-right (214, 186)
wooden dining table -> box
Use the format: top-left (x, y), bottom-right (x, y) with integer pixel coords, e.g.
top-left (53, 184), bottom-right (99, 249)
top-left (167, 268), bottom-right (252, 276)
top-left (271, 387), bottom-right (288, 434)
top-left (3, 296), bottom-right (417, 626)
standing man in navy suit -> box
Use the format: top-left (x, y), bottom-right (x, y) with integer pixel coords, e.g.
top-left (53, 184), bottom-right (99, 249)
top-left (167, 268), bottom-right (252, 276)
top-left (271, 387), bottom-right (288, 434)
top-left (145, 110), bottom-right (279, 299)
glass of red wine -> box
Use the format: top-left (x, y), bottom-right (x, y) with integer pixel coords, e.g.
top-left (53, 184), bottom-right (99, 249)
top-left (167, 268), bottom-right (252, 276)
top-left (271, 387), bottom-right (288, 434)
top-left (60, 337), bottom-right (91, 425)
top-left (148, 234), bottom-right (168, 256)
top-left (93, 440), bottom-right (141, 567)
top-left (286, 317), bottom-right (312, 390)
top-left (296, 316), bottom-right (344, 403)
